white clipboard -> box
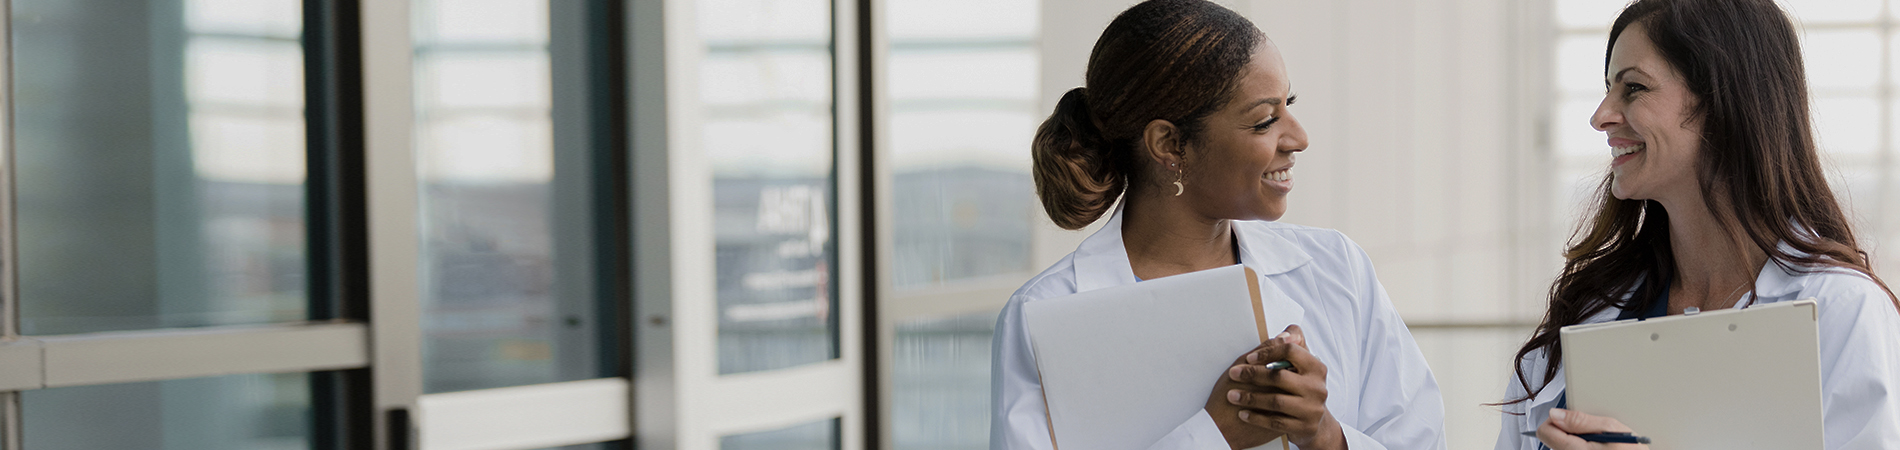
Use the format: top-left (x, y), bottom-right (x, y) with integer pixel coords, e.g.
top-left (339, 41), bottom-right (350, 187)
top-left (1023, 264), bottom-right (1288, 450)
top-left (1561, 299), bottom-right (1825, 450)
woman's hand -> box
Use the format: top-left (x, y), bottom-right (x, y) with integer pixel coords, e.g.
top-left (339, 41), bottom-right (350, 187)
top-left (1206, 339), bottom-right (1285, 449)
top-left (1212, 325), bottom-right (1346, 450)
top-left (1536, 408), bottom-right (1649, 450)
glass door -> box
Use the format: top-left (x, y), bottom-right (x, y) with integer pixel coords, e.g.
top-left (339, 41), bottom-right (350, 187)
top-left (0, 0), bottom-right (371, 449)
top-left (631, 0), bottom-right (865, 448)
top-left (392, 0), bottom-right (632, 448)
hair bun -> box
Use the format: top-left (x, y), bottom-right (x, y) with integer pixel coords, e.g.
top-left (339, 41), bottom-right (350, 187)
top-left (1051, 87), bottom-right (1103, 147)
top-left (1032, 87), bottom-right (1126, 230)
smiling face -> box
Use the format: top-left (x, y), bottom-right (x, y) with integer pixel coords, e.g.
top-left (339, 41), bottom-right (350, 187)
top-left (1593, 24), bottom-right (1704, 203)
top-left (1180, 41), bottom-right (1309, 221)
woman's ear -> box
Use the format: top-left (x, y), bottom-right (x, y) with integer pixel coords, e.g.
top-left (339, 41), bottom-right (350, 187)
top-left (1142, 118), bottom-right (1185, 169)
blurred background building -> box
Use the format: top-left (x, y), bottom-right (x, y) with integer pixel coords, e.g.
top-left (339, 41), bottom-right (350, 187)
top-left (0, 0), bottom-right (1893, 449)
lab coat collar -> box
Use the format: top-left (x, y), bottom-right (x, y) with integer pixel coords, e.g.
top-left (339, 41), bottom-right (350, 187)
top-left (1072, 204), bottom-right (1138, 293)
top-left (1600, 241), bottom-right (1816, 308)
top-left (1233, 218), bottom-right (1315, 276)
top-left (1070, 203), bottom-right (1314, 293)
top-left (1752, 239), bottom-right (1841, 300)
top-left (1754, 258), bottom-right (1805, 299)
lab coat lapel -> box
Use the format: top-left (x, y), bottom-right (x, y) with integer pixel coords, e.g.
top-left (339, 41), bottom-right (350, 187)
top-left (1071, 204), bottom-right (1137, 293)
top-left (1234, 221), bottom-right (1311, 337)
top-left (1252, 273), bottom-right (1306, 339)
top-left (1524, 303), bottom-right (1621, 430)
top-left (1752, 253), bottom-right (1806, 301)
top-left (1526, 368), bottom-right (1567, 430)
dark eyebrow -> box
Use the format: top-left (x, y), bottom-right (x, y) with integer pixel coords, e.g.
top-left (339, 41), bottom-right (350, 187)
top-left (1246, 97), bottom-right (1284, 110)
top-left (1606, 67), bottom-right (1639, 85)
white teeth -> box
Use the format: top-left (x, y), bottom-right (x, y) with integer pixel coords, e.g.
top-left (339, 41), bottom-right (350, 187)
top-left (1266, 170), bottom-right (1290, 182)
top-left (1611, 143), bottom-right (1646, 157)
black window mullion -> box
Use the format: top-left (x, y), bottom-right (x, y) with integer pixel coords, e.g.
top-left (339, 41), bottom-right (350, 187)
top-left (303, 0), bottom-right (371, 449)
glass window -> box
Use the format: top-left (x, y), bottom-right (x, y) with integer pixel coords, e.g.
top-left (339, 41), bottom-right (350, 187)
top-left (1784, 0), bottom-right (1882, 23)
top-left (891, 314), bottom-right (995, 450)
top-left (1554, 0), bottom-right (1632, 30)
top-left (21, 372), bottom-right (312, 450)
top-left (887, 0), bottom-right (1039, 291)
top-left (11, 0), bottom-right (309, 335)
top-left (413, 0), bottom-right (615, 393)
top-left (1803, 30), bottom-right (1881, 92)
top-left (702, 0), bottom-right (841, 375)
top-left (882, 0), bottom-right (1037, 448)
top-left (720, 418), bottom-right (840, 450)
top-left (1814, 96), bottom-right (1881, 155)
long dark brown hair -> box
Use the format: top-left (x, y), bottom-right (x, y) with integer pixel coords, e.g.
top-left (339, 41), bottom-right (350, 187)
top-left (1505, 0), bottom-right (1900, 405)
top-left (1031, 0), bottom-right (1262, 230)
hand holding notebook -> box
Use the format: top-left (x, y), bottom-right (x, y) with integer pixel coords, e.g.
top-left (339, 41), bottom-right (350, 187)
top-left (1023, 264), bottom-right (1296, 450)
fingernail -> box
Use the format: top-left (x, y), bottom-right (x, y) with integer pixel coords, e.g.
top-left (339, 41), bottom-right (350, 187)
top-left (1227, 389), bottom-right (1241, 403)
top-left (1238, 410), bottom-right (1251, 420)
top-left (1276, 332), bottom-right (1291, 339)
top-left (1549, 408), bottom-right (1568, 421)
top-left (1245, 353), bottom-right (1259, 364)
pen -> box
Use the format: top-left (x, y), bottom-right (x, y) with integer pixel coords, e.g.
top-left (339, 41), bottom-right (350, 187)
top-left (1520, 431), bottom-right (1652, 444)
top-left (1262, 360), bottom-right (1292, 371)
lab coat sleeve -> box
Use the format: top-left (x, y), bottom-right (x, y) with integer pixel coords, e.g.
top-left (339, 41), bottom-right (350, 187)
top-left (989, 294), bottom-right (1231, 450)
top-left (1144, 410), bottom-right (1230, 450)
top-left (1332, 240), bottom-right (1447, 450)
top-left (1813, 280), bottom-right (1900, 450)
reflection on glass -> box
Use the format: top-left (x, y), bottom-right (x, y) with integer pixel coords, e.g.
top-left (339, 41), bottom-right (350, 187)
top-left (12, 0), bottom-right (308, 335)
top-left (892, 314), bottom-right (995, 450)
top-left (414, 0), bottom-right (611, 393)
top-left (22, 372), bottom-right (311, 450)
top-left (721, 417), bottom-right (841, 450)
top-left (888, 0), bottom-right (1039, 291)
top-left (704, 0), bottom-right (840, 375)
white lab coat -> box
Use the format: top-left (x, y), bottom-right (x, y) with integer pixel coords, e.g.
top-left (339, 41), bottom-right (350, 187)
top-left (1493, 258), bottom-right (1900, 450)
top-left (990, 206), bottom-right (1447, 450)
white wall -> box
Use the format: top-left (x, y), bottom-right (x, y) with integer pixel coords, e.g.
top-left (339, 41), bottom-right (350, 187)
top-left (1242, 1), bottom-right (1557, 448)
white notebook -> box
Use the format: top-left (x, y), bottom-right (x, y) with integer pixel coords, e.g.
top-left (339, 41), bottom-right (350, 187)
top-left (1561, 299), bottom-right (1825, 450)
top-left (1023, 264), bottom-right (1290, 450)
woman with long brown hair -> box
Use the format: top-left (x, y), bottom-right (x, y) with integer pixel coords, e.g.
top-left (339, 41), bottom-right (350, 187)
top-left (990, 1), bottom-right (1445, 449)
top-left (1496, 0), bottom-right (1900, 449)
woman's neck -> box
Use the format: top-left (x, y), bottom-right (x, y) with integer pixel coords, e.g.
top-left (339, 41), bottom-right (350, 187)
top-left (1120, 187), bottom-right (1236, 281)
top-left (1658, 194), bottom-right (1768, 311)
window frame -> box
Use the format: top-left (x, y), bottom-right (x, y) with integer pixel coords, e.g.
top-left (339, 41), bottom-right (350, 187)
top-left (630, 0), bottom-right (869, 448)
top-left (0, 1), bottom-right (379, 449)
top-left (0, 0), bottom-right (640, 448)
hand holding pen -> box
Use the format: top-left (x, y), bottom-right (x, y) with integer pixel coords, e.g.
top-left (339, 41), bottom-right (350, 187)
top-left (1219, 325), bottom-right (1348, 450)
top-left (1533, 408), bottom-right (1651, 449)
top-left (1520, 431), bottom-right (1649, 445)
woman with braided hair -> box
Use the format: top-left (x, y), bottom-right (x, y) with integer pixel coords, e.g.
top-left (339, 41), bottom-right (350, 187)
top-left (990, 1), bottom-right (1446, 449)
